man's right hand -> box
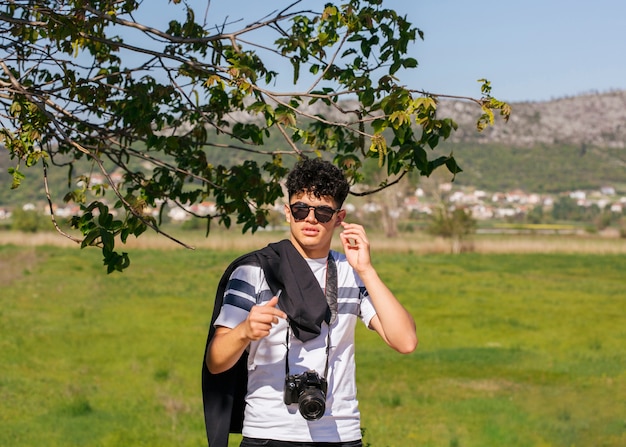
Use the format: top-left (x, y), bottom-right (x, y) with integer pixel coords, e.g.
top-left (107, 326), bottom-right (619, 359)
top-left (244, 295), bottom-right (287, 340)
top-left (207, 294), bottom-right (287, 374)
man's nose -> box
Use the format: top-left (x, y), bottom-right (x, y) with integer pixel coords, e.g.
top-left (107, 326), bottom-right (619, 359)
top-left (304, 207), bottom-right (318, 222)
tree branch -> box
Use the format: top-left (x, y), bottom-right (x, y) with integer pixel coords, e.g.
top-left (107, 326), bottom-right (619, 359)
top-left (350, 170), bottom-right (409, 197)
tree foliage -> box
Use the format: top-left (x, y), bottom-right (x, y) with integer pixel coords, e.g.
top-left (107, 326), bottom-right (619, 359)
top-left (0, 0), bottom-right (509, 271)
top-left (427, 206), bottom-right (476, 254)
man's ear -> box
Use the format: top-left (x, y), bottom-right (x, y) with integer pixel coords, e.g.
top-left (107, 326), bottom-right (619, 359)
top-left (284, 203), bottom-right (291, 223)
top-left (334, 209), bottom-right (346, 227)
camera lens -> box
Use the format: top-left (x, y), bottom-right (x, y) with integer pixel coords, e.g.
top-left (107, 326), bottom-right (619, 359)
top-left (298, 388), bottom-right (326, 421)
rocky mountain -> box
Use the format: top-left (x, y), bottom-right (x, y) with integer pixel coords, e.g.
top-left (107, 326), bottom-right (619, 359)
top-left (438, 90), bottom-right (626, 149)
top-left (289, 89), bottom-right (626, 149)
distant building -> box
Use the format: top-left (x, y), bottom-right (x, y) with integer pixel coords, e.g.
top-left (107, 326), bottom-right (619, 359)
top-left (601, 186), bottom-right (616, 195)
top-left (0, 208), bottom-right (11, 220)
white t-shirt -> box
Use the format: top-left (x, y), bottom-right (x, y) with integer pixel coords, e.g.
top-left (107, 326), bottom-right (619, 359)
top-left (213, 250), bottom-right (376, 442)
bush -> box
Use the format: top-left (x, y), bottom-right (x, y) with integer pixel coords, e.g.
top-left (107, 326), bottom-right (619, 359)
top-left (10, 208), bottom-right (51, 232)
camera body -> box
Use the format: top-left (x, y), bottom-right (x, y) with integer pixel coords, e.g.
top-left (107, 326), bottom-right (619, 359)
top-left (283, 370), bottom-right (328, 420)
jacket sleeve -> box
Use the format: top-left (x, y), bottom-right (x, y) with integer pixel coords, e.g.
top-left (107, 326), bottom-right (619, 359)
top-left (201, 253), bottom-right (255, 447)
top-left (201, 246), bottom-right (286, 446)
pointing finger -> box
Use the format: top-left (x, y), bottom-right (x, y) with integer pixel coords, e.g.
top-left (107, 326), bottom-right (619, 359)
top-left (266, 296), bottom-right (279, 307)
top-left (261, 296), bottom-right (287, 319)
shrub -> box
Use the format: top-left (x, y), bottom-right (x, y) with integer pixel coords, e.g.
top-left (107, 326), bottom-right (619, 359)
top-left (10, 208), bottom-right (51, 232)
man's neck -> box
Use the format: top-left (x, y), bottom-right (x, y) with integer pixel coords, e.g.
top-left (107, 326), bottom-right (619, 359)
top-left (289, 237), bottom-right (331, 259)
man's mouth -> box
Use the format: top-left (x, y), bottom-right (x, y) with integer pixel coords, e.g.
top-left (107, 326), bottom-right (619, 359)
top-left (302, 226), bottom-right (319, 235)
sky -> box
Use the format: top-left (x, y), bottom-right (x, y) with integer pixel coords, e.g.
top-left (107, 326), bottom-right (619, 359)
top-left (407, 0), bottom-right (626, 102)
top-left (140, 0), bottom-right (626, 103)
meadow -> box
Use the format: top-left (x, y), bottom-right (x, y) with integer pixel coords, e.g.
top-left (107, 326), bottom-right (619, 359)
top-left (0, 233), bottom-right (625, 447)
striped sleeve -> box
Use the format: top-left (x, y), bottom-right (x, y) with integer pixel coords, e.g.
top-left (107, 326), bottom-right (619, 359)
top-left (213, 264), bottom-right (266, 329)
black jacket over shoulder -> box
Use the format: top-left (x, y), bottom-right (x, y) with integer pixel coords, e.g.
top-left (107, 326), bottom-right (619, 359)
top-left (201, 239), bottom-right (330, 447)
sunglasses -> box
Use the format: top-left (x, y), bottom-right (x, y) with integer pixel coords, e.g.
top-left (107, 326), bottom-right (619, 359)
top-left (289, 202), bottom-right (340, 223)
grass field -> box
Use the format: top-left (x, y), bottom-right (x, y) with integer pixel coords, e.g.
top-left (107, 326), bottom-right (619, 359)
top-left (1, 235), bottom-right (625, 447)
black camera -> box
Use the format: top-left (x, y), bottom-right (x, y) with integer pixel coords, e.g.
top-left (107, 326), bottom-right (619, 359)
top-left (283, 370), bottom-right (328, 420)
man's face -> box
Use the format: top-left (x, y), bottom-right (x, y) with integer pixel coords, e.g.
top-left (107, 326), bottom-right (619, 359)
top-left (285, 192), bottom-right (345, 258)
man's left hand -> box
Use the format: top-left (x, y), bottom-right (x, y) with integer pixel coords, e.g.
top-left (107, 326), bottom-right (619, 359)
top-left (339, 222), bottom-right (372, 273)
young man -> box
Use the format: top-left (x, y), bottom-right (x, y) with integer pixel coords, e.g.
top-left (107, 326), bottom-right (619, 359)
top-left (203, 158), bottom-right (417, 447)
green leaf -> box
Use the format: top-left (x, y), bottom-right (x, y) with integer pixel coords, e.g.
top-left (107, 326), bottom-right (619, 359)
top-left (445, 156), bottom-right (463, 180)
top-left (390, 60), bottom-right (402, 74)
top-left (371, 118), bottom-right (388, 134)
top-left (100, 229), bottom-right (114, 252)
top-left (360, 88), bottom-right (375, 107)
top-left (412, 145), bottom-right (428, 171)
top-left (402, 57), bottom-right (418, 68)
top-left (8, 168), bottom-right (26, 189)
top-left (82, 228), bottom-right (101, 248)
top-left (422, 156), bottom-right (449, 177)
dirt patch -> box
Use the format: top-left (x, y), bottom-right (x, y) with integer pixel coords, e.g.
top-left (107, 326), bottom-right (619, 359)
top-left (450, 378), bottom-right (521, 394)
top-left (0, 246), bottom-right (41, 286)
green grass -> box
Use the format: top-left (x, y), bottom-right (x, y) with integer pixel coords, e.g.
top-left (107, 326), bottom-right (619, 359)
top-left (1, 244), bottom-right (625, 446)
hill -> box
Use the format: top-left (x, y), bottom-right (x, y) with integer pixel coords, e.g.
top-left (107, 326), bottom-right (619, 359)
top-left (435, 90), bottom-right (626, 193)
top-left (1, 90), bottom-right (626, 208)
top-left (432, 142), bottom-right (626, 194)
top-left (440, 89), bottom-right (626, 149)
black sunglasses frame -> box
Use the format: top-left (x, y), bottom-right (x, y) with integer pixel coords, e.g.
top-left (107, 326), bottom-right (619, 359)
top-left (289, 202), bottom-right (341, 223)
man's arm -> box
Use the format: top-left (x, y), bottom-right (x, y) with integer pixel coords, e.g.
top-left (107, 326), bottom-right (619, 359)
top-left (339, 222), bottom-right (418, 354)
top-left (359, 270), bottom-right (417, 354)
top-left (206, 295), bottom-right (287, 374)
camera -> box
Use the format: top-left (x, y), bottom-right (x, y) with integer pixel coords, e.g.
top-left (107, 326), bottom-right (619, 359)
top-left (283, 370), bottom-right (328, 420)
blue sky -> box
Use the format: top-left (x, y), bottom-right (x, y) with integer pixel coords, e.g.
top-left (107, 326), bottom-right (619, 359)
top-left (141, 0), bottom-right (626, 103)
top-left (408, 0), bottom-right (626, 102)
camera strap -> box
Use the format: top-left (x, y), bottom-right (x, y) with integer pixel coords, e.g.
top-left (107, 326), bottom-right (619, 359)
top-left (284, 325), bottom-right (332, 379)
top-left (325, 253), bottom-right (338, 325)
top-left (284, 253), bottom-right (337, 379)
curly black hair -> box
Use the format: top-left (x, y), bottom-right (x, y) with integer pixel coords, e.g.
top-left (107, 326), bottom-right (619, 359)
top-left (286, 158), bottom-right (350, 207)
